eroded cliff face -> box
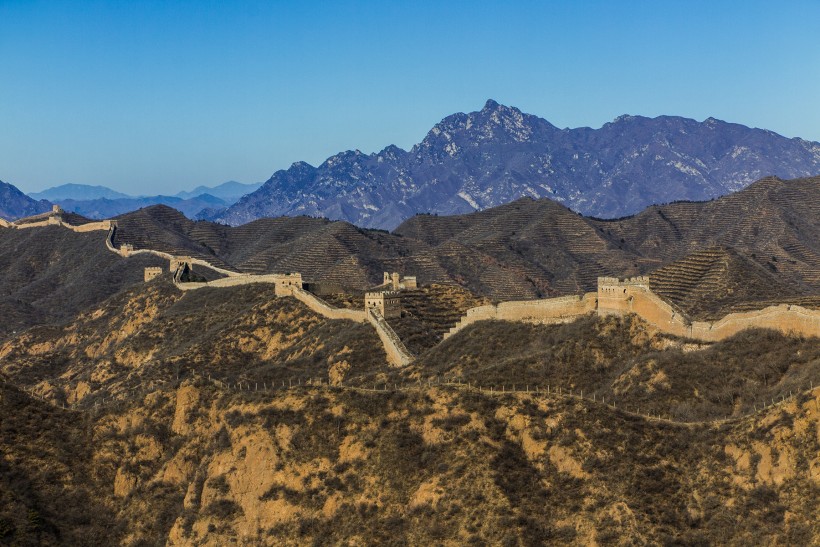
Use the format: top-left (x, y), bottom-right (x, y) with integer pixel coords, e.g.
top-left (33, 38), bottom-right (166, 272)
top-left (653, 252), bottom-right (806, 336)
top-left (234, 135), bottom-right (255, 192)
top-left (44, 381), bottom-right (818, 545)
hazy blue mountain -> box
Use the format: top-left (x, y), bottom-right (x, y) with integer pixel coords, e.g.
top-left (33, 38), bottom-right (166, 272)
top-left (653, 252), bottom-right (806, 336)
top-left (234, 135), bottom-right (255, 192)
top-left (0, 180), bottom-right (52, 220)
top-left (29, 183), bottom-right (131, 201)
top-left (175, 180), bottom-right (263, 202)
top-left (57, 194), bottom-right (228, 220)
top-left (212, 100), bottom-right (820, 229)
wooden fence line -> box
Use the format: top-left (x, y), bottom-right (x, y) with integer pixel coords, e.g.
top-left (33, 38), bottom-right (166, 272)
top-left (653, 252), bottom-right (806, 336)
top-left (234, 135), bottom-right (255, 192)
top-left (19, 372), bottom-right (819, 427)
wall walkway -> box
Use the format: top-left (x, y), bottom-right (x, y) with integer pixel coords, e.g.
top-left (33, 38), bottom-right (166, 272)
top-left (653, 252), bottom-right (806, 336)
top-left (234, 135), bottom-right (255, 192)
top-left (445, 293), bottom-right (598, 339)
top-left (367, 308), bottom-right (414, 367)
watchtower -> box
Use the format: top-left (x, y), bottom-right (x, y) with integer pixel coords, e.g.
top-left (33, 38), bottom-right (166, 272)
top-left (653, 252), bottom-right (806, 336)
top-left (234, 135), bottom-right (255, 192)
top-left (382, 271), bottom-right (418, 290)
top-left (597, 276), bottom-right (650, 315)
top-left (272, 273), bottom-right (303, 296)
top-left (144, 267), bottom-right (163, 282)
top-left (364, 291), bottom-right (401, 319)
top-left (170, 256), bottom-right (193, 273)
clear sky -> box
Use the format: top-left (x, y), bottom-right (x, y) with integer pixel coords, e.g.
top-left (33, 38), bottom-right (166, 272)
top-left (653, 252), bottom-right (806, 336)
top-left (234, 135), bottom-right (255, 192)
top-left (1, 0), bottom-right (818, 195)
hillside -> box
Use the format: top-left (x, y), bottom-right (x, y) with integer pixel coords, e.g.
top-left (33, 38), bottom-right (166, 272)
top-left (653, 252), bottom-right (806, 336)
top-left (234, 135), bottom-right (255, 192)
top-left (0, 282), bottom-right (389, 404)
top-left (0, 224), bottom-right (166, 339)
top-left (1, 343), bottom-right (818, 544)
top-left (213, 100), bottom-right (820, 229)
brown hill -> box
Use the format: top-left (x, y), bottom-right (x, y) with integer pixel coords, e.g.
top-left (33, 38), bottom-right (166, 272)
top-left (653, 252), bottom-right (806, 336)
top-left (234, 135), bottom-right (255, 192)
top-left (601, 175), bottom-right (820, 292)
top-left (1, 367), bottom-right (818, 545)
top-left (411, 314), bottom-right (820, 422)
top-left (0, 282), bottom-right (390, 406)
top-left (108, 176), bottom-right (820, 306)
top-left (0, 225), bottom-right (166, 339)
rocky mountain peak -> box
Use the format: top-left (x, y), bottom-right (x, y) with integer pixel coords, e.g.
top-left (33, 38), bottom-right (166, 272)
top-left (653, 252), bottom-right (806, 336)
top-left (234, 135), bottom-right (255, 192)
top-left (211, 102), bottom-right (820, 230)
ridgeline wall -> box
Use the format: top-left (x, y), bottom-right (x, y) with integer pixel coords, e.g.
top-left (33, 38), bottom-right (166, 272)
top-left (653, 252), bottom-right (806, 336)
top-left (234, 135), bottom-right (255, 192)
top-left (445, 276), bottom-right (820, 343)
top-left (5, 210), bottom-right (820, 364)
top-left (444, 293), bottom-right (598, 339)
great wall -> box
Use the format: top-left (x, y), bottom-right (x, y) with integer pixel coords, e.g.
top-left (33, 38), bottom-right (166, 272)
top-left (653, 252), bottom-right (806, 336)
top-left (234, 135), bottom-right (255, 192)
top-left (3, 207), bottom-right (820, 369)
top-left (444, 276), bottom-right (820, 342)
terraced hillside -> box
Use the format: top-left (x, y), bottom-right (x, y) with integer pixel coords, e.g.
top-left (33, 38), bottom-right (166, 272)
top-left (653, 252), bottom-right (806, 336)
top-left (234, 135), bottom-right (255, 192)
top-left (113, 205), bottom-right (239, 273)
top-left (649, 246), bottom-right (804, 319)
top-left (604, 175), bottom-right (820, 292)
top-left (386, 285), bottom-right (489, 354)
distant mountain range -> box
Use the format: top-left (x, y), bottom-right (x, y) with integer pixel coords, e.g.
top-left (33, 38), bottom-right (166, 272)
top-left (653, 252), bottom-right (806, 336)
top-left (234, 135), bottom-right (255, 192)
top-left (29, 183), bottom-right (132, 201)
top-left (17, 180), bottom-right (264, 220)
top-left (174, 180), bottom-right (263, 201)
top-left (54, 194), bottom-right (229, 220)
top-left (4, 102), bottom-right (820, 226)
top-left (211, 100), bottom-right (820, 229)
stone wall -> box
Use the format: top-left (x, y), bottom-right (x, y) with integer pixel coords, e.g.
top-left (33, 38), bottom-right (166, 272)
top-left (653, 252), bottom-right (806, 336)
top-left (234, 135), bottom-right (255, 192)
top-left (690, 305), bottom-right (820, 341)
top-left (291, 288), bottom-right (367, 322)
top-left (174, 273), bottom-right (306, 296)
top-left (597, 278), bottom-right (820, 342)
top-left (367, 308), bottom-right (414, 367)
top-left (444, 293), bottom-right (598, 339)
top-left (9, 216), bottom-right (113, 232)
top-left (445, 276), bottom-right (820, 343)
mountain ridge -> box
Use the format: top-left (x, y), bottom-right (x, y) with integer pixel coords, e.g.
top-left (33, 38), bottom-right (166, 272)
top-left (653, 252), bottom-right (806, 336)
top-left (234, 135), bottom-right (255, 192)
top-left (212, 100), bottom-right (820, 229)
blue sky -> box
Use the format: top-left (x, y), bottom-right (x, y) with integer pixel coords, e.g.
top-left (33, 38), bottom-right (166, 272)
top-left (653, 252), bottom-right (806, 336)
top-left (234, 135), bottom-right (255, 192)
top-left (1, 0), bottom-right (818, 195)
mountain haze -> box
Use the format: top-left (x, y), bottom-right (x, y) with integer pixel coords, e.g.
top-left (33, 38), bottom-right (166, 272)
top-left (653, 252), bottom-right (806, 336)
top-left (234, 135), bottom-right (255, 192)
top-left (28, 183), bottom-right (131, 201)
top-left (214, 100), bottom-right (820, 229)
top-left (0, 180), bottom-right (52, 221)
top-left (21, 182), bottom-right (261, 221)
top-left (175, 180), bottom-right (263, 201)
